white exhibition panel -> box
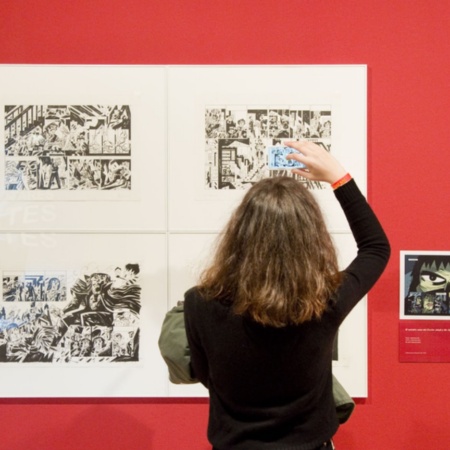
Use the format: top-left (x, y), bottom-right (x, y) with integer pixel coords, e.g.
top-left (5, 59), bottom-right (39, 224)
top-left (0, 233), bottom-right (168, 397)
top-left (0, 65), bottom-right (368, 397)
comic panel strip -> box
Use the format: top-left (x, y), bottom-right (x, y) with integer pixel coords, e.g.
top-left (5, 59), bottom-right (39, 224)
top-left (0, 264), bottom-right (141, 363)
top-left (402, 252), bottom-right (450, 318)
top-left (205, 105), bottom-right (332, 190)
top-left (4, 105), bottom-right (131, 191)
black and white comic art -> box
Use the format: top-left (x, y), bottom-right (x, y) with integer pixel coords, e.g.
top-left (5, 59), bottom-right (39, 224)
top-left (0, 264), bottom-right (140, 363)
top-left (205, 106), bottom-right (332, 190)
top-left (4, 105), bottom-right (131, 191)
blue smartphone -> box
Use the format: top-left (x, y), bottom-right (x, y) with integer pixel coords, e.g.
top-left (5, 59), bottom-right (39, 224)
top-left (267, 146), bottom-right (306, 170)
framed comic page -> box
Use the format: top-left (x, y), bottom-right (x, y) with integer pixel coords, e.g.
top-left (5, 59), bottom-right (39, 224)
top-left (167, 65), bottom-right (367, 233)
top-left (0, 65), bottom-right (166, 232)
top-left (0, 233), bottom-right (168, 397)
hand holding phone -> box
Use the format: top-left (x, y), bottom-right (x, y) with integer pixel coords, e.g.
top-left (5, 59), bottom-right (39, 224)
top-left (267, 145), bottom-right (306, 170)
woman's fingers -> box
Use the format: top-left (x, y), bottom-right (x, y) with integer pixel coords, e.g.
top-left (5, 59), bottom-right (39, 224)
top-left (282, 140), bottom-right (347, 184)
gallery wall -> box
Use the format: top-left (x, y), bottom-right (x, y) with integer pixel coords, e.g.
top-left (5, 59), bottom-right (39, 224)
top-left (0, 1), bottom-right (449, 449)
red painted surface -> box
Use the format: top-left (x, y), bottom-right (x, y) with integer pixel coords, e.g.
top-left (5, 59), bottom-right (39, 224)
top-left (0, 1), bottom-right (449, 448)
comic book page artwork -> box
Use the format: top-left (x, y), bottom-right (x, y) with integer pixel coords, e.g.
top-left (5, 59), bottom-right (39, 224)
top-left (4, 105), bottom-right (131, 191)
top-left (205, 106), bottom-right (332, 190)
top-left (0, 264), bottom-right (141, 364)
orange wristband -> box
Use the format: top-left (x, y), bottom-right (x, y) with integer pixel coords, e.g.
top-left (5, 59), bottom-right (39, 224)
top-left (331, 173), bottom-right (352, 190)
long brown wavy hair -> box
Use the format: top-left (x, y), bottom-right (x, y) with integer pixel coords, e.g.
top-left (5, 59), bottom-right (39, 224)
top-left (198, 176), bottom-right (342, 327)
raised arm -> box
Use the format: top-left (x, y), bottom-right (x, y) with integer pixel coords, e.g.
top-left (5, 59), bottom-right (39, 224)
top-left (285, 140), bottom-right (390, 318)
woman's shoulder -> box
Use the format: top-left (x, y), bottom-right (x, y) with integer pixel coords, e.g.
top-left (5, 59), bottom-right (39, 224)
top-left (184, 286), bottom-right (209, 312)
top-left (184, 287), bottom-right (231, 317)
top-left (184, 286), bottom-right (202, 302)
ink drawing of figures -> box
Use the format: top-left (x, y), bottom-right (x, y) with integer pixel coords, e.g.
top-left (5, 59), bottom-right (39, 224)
top-left (0, 264), bottom-right (141, 364)
top-left (4, 105), bottom-right (132, 191)
top-left (205, 105), bottom-right (332, 190)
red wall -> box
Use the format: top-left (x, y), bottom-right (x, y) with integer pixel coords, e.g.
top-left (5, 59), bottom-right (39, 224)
top-left (1, 1), bottom-right (449, 448)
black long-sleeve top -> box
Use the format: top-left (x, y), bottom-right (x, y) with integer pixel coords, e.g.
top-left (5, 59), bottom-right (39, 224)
top-left (184, 179), bottom-right (390, 450)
